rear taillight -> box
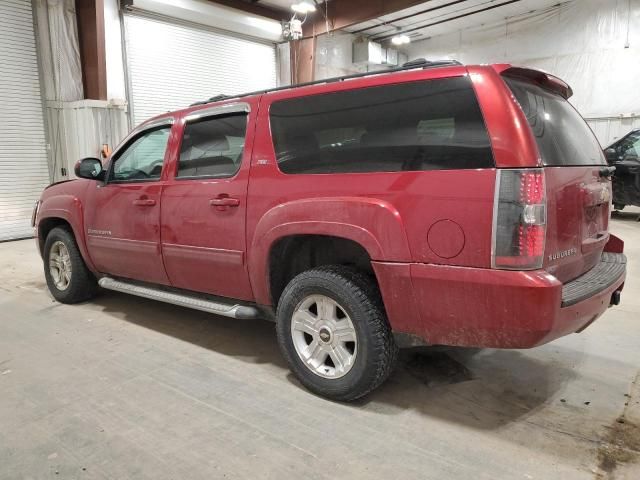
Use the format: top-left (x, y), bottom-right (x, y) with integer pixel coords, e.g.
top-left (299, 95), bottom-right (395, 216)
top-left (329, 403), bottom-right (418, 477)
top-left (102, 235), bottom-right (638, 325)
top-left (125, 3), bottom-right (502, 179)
top-left (492, 169), bottom-right (546, 270)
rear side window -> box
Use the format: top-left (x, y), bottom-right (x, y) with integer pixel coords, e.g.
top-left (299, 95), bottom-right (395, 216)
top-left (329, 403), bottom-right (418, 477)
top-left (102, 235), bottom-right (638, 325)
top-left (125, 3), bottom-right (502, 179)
top-left (269, 77), bottom-right (494, 174)
top-left (177, 113), bottom-right (247, 178)
top-left (504, 77), bottom-right (605, 166)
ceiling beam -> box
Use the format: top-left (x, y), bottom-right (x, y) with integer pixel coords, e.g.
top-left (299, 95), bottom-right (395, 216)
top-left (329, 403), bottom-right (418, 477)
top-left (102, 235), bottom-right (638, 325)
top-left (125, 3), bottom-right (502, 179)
top-left (372, 0), bottom-right (522, 41)
top-left (302, 0), bottom-right (439, 37)
top-left (350, 0), bottom-right (471, 35)
top-left (207, 0), bottom-right (290, 22)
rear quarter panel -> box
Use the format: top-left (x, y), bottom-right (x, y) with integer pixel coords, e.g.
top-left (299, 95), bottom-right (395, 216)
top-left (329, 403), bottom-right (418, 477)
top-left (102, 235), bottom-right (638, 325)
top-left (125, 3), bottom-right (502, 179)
top-left (247, 69), bottom-right (500, 305)
top-left (468, 65), bottom-right (541, 168)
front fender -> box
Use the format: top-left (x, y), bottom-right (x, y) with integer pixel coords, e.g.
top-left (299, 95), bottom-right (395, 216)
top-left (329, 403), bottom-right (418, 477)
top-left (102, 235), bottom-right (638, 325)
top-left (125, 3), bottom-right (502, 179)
top-left (37, 184), bottom-right (96, 273)
top-left (248, 196), bottom-right (411, 305)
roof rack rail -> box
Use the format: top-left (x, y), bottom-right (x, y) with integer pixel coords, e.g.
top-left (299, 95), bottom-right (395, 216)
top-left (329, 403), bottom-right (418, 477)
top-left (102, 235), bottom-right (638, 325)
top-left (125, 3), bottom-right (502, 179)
top-left (190, 94), bottom-right (233, 106)
top-left (190, 59), bottom-right (462, 107)
top-left (401, 57), bottom-right (453, 68)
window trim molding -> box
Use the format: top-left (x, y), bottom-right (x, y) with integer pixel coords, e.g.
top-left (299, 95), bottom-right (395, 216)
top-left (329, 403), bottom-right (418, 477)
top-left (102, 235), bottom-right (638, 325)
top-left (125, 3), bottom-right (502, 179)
top-left (184, 102), bottom-right (251, 123)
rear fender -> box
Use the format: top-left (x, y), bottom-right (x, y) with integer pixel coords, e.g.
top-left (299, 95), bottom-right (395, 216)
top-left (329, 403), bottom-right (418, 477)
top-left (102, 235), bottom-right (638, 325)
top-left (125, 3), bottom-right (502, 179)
top-left (249, 196), bottom-right (411, 305)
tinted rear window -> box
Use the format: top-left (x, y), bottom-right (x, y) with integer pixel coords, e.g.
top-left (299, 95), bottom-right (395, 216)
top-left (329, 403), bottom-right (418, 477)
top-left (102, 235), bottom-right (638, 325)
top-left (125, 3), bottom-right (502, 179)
top-left (177, 113), bottom-right (247, 179)
top-left (504, 77), bottom-right (605, 166)
top-left (269, 76), bottom-right (494, 174)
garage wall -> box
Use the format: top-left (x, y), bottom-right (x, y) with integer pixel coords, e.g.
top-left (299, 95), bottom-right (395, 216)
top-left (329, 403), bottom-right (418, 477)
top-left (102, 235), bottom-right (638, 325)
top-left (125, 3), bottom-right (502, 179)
top-left (407, 0), bottom-right (640, 146)
top-left (123, 13), bottom-right (277, 125)
top-left (0, 0), bottom-right (51, 241)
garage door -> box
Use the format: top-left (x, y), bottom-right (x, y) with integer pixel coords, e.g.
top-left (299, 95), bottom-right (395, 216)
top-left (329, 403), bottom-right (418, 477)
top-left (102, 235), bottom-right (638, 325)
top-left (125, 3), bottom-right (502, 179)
top-left (0, 0), bottom-right (51, 241)
top-left (124, 13), bottom-right (278, 126)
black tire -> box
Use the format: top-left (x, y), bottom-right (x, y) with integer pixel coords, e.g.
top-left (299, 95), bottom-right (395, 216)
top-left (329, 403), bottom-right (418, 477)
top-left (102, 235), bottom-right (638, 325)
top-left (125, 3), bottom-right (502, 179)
top-left (43, 226), bottom-right (98, 303)
top-left (276, 265), bottom-right (397, 401)
top-left (614, 204), bottom-right (625, 211)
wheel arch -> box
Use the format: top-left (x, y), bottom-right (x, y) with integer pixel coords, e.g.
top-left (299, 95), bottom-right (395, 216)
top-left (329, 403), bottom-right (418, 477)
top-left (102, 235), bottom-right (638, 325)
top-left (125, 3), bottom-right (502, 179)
top-left (248, 196), bottom-right (411, 307)
top-left (37, 195), bottom-right (96, 272)
top-left (265, 234), bottom-right (374, 307)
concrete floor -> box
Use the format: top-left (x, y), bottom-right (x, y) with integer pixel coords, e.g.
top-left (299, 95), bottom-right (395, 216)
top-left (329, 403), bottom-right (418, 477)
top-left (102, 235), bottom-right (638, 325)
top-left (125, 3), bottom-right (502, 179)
top-left (1, 212), bottom-right (639, 480)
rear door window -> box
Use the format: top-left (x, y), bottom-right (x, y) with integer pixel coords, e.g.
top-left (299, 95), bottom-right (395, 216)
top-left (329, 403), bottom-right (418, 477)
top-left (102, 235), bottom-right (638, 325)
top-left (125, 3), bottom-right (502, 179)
top-left (269, 76), bottom-right (494, 174)
top-left (177, 113), bottom-right (247, 179)
top-left (504, 77), bottom-right (605, 166)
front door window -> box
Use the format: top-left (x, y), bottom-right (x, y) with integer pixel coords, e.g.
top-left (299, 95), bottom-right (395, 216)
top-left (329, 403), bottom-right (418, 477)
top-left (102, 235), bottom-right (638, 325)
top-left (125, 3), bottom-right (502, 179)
top-left (111, 127), bottom-right (171, 182)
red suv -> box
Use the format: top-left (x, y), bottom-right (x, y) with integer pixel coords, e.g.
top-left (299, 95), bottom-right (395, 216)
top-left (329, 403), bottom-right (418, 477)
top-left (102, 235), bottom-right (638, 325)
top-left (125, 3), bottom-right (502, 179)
top-left (34, 60), bottom-right (626, 401)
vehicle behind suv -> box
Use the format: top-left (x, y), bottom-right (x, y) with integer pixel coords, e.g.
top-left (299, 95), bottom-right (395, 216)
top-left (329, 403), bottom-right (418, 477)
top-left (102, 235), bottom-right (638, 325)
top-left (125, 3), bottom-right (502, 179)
top-left (34, 61), bottom-right (626, 401)
top-left (605, 129), bottom-right (640, 210)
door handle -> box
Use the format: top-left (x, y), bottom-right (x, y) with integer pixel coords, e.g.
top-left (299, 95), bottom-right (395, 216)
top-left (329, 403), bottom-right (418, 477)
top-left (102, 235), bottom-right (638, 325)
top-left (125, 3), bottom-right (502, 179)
top-left (209, 197), bottom-right (240, 208)
top-left (133, 198), bottom-right (156, 207)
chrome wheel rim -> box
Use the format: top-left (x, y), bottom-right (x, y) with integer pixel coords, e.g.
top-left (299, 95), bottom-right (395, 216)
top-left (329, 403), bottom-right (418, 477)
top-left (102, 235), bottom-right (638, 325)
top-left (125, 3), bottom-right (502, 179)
top-left (49, 241), bottom-right (72, 290)
top-left (291, 294), bottom-right (357, 379)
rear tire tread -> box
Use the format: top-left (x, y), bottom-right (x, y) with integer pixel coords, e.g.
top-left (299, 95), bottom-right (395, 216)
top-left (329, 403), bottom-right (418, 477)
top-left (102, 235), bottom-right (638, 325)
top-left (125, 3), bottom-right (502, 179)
top-left (276, 265), bottom-right (397, 401)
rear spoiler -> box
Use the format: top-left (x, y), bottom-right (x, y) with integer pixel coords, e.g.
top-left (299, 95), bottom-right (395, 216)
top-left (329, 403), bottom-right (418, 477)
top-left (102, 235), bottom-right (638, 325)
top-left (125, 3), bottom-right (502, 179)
top-left (493, 65), bottom-right (573, 99)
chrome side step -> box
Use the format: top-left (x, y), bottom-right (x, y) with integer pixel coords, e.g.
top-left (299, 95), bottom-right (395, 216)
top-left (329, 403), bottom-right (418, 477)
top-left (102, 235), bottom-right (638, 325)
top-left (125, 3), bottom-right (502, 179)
top-left (98, 277), bottom-right (261, 320)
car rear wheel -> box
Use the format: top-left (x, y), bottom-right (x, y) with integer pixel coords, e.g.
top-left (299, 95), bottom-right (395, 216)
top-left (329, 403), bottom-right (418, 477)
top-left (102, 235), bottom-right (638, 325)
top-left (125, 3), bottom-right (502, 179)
top-left (613, 203), bottom-right (625, 211)
top-left (43, 227), bottom-right (97, 303)
top-left (276, 265), bottom-right (397, 401)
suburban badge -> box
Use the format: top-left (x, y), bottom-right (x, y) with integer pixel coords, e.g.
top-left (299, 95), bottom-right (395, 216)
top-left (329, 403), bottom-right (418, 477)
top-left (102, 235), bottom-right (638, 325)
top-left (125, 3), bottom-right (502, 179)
top-left (548, 247), bottom-right (578, 261)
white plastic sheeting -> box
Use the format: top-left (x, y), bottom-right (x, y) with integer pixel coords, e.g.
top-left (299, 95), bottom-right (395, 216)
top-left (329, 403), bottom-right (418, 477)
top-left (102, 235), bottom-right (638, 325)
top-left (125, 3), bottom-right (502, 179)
top-left (315, 32), bottom-right (368, 79)
top-left (33, 0), bottom-right (129, 184)
top-left (46, 101), bottom-right (129, 180)
top-left (408, 0), bottom-right (640, 144)
top-left (588, 116), bottom-right (640, 147)
top-left (34, 0), bottom-right (83, 102)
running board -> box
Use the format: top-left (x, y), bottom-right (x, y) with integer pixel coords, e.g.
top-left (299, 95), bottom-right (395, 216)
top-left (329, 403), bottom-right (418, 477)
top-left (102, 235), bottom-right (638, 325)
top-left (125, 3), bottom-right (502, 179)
top-left (98, 277), bottom-right (261, 320)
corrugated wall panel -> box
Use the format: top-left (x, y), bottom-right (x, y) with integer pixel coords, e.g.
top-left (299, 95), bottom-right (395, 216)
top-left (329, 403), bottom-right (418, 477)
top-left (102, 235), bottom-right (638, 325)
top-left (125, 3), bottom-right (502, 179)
top-left (0, 0), bottom-right (50, 241)
top-left (124, 14), bottom-right (277, 126)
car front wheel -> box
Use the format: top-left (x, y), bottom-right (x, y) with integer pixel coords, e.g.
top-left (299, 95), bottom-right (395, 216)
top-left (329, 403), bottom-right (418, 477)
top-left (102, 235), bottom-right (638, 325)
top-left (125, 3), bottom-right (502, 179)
top-left (276, 265), bottom-right (397, 401)
top-left (43, 227), bottom-right (97, 303)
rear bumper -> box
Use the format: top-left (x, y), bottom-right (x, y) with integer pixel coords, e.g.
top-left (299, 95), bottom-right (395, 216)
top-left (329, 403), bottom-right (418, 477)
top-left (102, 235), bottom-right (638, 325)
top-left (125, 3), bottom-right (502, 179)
top-left (373, 252), bottom-right (626, 349)
top-left (561, 253), bottom-right (626, 307)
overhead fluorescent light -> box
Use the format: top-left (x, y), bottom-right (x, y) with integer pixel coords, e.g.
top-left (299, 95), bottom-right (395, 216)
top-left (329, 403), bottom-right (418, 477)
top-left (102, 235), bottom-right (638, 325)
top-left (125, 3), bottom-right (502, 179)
top-left (291, 1), bottom-right (316, 14)
top-left (391, 34), bottom-right (411, 45)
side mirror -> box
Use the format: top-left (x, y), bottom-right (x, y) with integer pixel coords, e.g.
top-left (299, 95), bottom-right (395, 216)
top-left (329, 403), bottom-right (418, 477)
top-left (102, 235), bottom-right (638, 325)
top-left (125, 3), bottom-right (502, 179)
top-left (74, 157), bottom-right (105, 181)
top-left (604, 148), bottom-right (618, 163)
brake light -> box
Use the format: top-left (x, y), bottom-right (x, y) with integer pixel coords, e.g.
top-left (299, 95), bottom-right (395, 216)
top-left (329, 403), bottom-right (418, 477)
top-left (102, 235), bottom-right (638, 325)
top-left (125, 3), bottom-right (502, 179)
top-left (492, 169), bottom-right (546, 269)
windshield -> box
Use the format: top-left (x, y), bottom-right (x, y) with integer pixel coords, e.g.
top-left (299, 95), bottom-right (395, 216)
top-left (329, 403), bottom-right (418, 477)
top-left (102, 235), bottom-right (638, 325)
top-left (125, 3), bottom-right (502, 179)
top-left (504, 77), bottom-right (605, 167)
top-left (615, 131), bottom-right (640, 158)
